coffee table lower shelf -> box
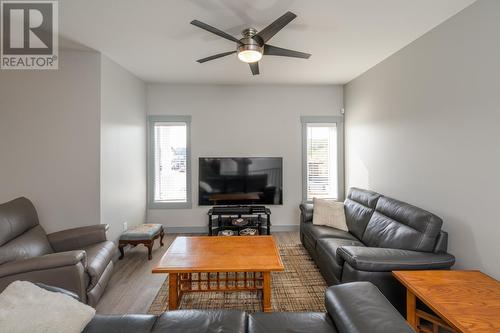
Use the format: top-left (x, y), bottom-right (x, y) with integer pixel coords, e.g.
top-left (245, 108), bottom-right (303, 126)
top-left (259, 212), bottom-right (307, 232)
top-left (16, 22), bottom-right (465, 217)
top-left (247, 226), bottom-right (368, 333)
top-left (168, 271), bottom-right (272, 312)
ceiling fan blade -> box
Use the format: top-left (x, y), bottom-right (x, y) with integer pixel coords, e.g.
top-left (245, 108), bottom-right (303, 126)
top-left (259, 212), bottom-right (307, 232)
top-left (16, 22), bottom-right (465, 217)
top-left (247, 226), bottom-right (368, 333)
top-left (254, 11), bottom-right (297, 44)
top-left (263, 44), bottom-right (311, 59)
top-left (191, 20), bottom-right (241, 44)
top-left (196, 51), bottom-right (236, 63)
top-left (249, 62), bottom-right (259, 75)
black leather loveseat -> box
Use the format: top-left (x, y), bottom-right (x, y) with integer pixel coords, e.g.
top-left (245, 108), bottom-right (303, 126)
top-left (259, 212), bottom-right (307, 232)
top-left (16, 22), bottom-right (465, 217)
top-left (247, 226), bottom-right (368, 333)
top-left (300, 188), bottom-right (455, 313)
top-left (40, 281), bottom-right (413, 333)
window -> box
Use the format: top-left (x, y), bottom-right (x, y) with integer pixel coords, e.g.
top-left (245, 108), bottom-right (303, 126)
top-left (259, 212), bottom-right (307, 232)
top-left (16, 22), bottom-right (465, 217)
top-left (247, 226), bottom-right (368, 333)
top-left (301, 116), bottom-right (344, 202)
top-left (148, 116), bottom-right (191, 208)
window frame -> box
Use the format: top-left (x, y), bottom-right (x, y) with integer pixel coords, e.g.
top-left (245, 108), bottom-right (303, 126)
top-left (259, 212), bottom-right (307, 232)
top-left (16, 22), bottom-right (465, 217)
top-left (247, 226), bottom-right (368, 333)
top-left (301, 116), bottom-right (344, 203)
top-left (148, 115), bottom-right (192, 209)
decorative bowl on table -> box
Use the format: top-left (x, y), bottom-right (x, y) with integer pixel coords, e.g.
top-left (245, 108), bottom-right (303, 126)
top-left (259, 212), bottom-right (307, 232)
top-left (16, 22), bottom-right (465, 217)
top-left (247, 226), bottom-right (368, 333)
top-left (239, 228), bottom-right (258, 236)
top-left (219, 230), bottom-right (235, 236)
top-left (231, 218), bottom-right (248, 226)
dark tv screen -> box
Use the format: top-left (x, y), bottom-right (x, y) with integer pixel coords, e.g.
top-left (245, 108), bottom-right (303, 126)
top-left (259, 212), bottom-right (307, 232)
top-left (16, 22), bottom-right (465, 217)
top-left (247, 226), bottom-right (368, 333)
top-left (199, 157), bottom-right (283, 206)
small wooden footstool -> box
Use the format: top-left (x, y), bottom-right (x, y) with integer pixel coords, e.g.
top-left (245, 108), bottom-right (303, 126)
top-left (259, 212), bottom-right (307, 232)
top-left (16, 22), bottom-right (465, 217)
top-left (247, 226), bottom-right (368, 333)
top-left (118, 224), bottom-right (164, 260)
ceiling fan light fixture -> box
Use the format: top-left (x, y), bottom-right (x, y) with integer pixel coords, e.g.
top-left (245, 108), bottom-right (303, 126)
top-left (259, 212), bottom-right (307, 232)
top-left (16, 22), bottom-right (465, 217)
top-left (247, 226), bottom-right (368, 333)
top-left (237, 41), bottom-right (263, 63)
top-left (237, 29), bottom-right (262, 63)
top-left (238, 49), bottom-right (262, 63)
top-left (191, 12), bottom-right (311, 74)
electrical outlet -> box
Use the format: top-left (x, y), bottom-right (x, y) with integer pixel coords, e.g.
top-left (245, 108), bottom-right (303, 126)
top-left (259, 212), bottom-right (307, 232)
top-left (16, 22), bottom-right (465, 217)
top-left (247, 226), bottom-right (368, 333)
top-left (123, 222), bottom-right (128, 231)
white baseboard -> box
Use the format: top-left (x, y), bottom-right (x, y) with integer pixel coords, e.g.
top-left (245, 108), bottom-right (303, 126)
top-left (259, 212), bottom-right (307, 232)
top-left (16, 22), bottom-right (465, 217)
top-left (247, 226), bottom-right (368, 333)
top-left (165, 226), bottom-right (207, 234)
top-left (272, 225), bottom-right (300, 232)
top-left (165, 224), bottom-right (299, 234)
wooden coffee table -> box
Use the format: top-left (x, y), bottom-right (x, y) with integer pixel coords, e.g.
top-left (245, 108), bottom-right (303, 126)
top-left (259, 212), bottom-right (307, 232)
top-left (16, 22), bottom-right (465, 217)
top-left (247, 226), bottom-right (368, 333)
top-left (152, 236), bottom-right (284, 312)
top-left (393, 270), bottom-right (500, 333)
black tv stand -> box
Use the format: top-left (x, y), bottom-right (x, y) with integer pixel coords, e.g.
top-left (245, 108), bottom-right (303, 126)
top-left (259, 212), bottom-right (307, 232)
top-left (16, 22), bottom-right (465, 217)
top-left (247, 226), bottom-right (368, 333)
top-left (207, 206), bottom-right (271, 236)
top-left (211, 205), bottom-right (266, 215)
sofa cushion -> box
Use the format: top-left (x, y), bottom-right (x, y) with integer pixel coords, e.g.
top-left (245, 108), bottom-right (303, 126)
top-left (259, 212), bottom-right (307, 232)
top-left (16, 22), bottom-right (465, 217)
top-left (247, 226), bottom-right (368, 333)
top-left (336, 246), bottom-right (456, 272)
top-left (248, 312), bottom-right (338, 333)
top-left (325, 282), bottom-right (414, 333)
top-left (151, 310), bottom-right (247, 333)
top-left (347, 188), bottom-right (381, 209)
top-left (0, 197), bottom-right (42, 246)
top-left (434, 231), bottom-right (449, 253)
top-left (82, 241), bottom-right (115, 288)
top-left (344, 188), bottom-right (381, 240)
top-left (362, 196), bottom-right (443, 252)
top-left (313, 198), bottom-right (348, 231)
top-left (318, 239), bottom-right (366, 266)
top-left (0, 225), bottom-right (53, 265)
top-left (0, 280), bottom-right (95, 333)
top-left (317, 238), bottom-right (365, 283)
top-left (83, 315), bottom-right (158, 333)
top-left (302, 223), bottom-right (358, 243)
top-left (0, 197), bottom-right (53, 264)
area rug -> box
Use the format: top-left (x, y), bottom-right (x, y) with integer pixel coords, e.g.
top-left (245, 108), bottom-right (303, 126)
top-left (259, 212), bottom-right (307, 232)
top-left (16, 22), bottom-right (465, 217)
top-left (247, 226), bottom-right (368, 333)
top-left (148, 243), bottom-right (327, 314)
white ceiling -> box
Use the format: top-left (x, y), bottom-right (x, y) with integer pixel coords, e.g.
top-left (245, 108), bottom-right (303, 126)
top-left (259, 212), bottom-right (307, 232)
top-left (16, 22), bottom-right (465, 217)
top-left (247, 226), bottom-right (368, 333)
top-left (59, 0), bottom-right (476, 84)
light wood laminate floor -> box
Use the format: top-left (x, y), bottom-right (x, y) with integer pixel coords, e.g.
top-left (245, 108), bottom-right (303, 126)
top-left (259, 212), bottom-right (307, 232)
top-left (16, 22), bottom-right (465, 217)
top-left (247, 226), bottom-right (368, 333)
top-left (96, 232), bottom-right (300, 314)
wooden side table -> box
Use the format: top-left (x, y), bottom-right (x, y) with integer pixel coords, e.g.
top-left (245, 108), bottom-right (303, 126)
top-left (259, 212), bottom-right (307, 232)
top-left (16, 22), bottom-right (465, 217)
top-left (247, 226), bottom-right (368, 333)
top-left (393, 270), bottom-right (500, 333)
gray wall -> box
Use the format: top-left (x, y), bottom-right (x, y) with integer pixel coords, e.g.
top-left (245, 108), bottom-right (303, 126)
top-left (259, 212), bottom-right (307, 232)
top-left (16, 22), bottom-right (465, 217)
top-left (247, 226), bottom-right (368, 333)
top-left (0, 51), bottom-right (147, 240)
top-left (344, 0), bottom-right (500, 278)
top-left (0, 51), bottom-right (101, 233)
top-left (100, 55), bottom-right (147, 241)
top-left (147, 84), bottom-right (343, 231)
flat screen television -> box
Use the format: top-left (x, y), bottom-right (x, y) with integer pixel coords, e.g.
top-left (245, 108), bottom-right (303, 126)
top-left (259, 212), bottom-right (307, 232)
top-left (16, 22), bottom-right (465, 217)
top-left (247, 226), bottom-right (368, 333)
top-left (199, 157), bottom-right (283, 206)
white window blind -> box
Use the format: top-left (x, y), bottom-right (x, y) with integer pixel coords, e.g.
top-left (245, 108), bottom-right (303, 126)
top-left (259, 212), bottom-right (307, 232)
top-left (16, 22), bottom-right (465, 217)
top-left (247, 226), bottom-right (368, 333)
top-left (153, 122), bottom-right (187, 203)
top-left (306, 123), bottom-right (338, 201)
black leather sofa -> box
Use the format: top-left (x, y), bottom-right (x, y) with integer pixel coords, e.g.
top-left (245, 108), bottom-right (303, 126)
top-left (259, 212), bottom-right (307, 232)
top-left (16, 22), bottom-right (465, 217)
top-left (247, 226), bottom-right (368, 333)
top-left (300, 188), bottom-right (455, 314)
top-left (40, 282), bottom-right (413, 333)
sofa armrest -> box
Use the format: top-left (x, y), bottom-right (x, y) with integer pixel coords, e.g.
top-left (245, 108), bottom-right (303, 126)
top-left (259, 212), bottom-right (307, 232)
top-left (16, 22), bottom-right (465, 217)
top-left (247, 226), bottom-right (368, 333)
top-left (0, 251), bottom-right (87, 278)
top-left (325, 282), bottom-right (413, 333)
top-left (299, 203), bottom-right (314, 223)
top-left (337, 246), bottom-right (455, 272)
top-left (48, 224), bottom-right (109, 252)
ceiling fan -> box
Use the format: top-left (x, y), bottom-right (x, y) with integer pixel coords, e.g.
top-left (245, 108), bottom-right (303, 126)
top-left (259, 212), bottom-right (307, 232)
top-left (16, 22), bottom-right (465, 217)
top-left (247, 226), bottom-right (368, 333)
top-left (191, 11), bottom-right (311, 75)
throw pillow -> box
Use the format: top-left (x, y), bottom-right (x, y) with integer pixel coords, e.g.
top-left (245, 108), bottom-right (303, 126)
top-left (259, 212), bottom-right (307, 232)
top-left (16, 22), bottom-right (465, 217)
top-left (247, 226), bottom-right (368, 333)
top-left (312, 198), bottom-right (348, 231)
top-left (0, 280), bottom-right (95, 333)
